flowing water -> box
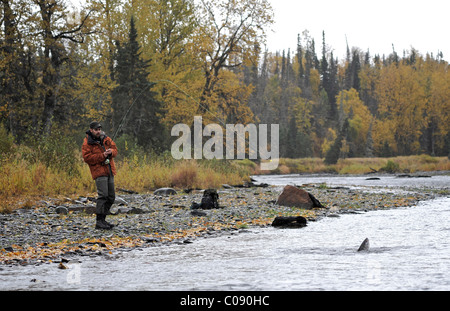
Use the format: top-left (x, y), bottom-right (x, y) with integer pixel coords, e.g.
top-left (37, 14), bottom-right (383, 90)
top-left (1, 175), bottom-right (449, 291)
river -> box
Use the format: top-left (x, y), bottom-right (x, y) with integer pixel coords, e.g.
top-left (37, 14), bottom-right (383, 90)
top-left (1, 174), bottom-right (449, 291)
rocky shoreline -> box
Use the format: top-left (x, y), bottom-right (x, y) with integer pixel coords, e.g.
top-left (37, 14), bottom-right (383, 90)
top-left (0, 182), bottom-right (438, 266)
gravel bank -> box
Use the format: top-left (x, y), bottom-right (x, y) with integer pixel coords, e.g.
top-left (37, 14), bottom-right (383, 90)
top-left (0, 183), bottom-right (436, 266)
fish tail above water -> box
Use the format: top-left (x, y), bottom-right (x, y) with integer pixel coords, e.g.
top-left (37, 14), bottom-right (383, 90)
top-left (358, 238), bottom-right (370, 252)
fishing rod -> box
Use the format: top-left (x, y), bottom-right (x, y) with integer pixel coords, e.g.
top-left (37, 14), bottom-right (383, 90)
top-left (111, 79), bottom-right (222, 140)
top-left (110, 79), bottom-right (261, 159)
top-left (112, 81), bottom-right (157, 141)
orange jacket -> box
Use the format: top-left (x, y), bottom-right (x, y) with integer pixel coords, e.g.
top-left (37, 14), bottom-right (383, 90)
top-left (82, 131), bottom-right (118, 180)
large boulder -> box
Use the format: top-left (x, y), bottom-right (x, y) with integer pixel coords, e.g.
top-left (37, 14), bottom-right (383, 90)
top-left (276, 185), bottom-right (325, 209)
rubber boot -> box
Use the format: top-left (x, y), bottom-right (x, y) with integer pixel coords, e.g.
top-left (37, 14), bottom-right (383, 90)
top-left (95, 214), bottom-right (112, 230)
top-left (104, 216), bottom-right (115, 229)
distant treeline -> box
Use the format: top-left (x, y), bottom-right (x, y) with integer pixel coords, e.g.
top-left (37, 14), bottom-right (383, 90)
top-left (249, 31), bottom-right (450, 163)
top-left (1, 0), bottom-right (449, 162)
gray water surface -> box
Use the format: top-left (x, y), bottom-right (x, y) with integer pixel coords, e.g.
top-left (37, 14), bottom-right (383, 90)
top-left (1, 175), bottom-right (449, 291)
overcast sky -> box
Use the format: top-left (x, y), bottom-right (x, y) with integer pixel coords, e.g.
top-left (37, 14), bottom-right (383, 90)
top-left (266, 0), bottom-right (449, 60)
top-left (68, 0), bottom-right (448, 61)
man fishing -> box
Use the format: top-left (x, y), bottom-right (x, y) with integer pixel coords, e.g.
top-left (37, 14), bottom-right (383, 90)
top-left (82, 121), bottom-right (118, 230)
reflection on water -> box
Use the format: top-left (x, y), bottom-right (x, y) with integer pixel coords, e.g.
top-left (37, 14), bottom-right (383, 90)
top-left (1, 175), bottom-right (449, 291)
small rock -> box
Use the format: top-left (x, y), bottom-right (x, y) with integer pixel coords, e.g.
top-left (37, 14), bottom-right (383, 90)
top-left (77, 197), bottom-right (88, 203)
top-left (64, 204), bottom-right (96, 214)
top-left (191, 210), bottom-right (207, 217)
top-left (142, 237), bottom-right (159, 243)
top-left (117, 207), bottom-right (132, 214)
top-left (55, 206), bottom-right (69, 215)
top-left (114, 197), bottom-right (129, 206)
top-left (154, 188), bottom-right (177, 196)
top-left (129, 207), bottom-right (145, 214)
top-left (327, 214), bottom-right (340, 218)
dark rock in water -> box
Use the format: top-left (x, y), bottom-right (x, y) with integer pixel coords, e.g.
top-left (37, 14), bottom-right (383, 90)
top-left (396, 174), bottom-right (411, 178)
top-left (327, 214), bottom-right (340, 218)
top-left (366, 177), bottom-right (380, 180)
top-left (272, 216), bottom-right (307, 228)
top-left (397, 174), bottom-right (431, 179)
top-left (358, 238), bottom-right (370, 252)
top-left (276, 185), bottom-right (324, 209)
top-left (154, 188), bottom-right (178, 196)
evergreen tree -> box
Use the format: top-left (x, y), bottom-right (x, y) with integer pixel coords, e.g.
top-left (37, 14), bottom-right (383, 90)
top-left (328, 52), bottom-right (339, 119)
top-left (351, 50), bottom-right (361, 91)
top-left (297, 34), bottom-right (304, 86)
top-left (320, 31), bottom-right (330, 96)
top-left (111, 16), bottom-right (165, 151)
top-left (285, 115), bottom-right (298, 158)
top-left (320, 31), bottom-right (338, 121)
top-left (324, 118), bottom-right (349, 165)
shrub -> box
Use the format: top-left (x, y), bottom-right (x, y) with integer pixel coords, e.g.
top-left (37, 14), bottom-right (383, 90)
top-left (380, 160), bottom-right (400, 173)
top-left (0, 124), bottom-right (15, 159)
top-left (20, 133), bottom-right (80, 176)
top-left (170, 161), bottom-right (198, 188)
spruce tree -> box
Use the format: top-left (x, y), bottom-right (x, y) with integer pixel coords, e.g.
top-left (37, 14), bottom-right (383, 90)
top-left (297, 34), bottom-right (304, 86)
top-left (324, 118), bottom-right (349, 165)
top-left (351, 50), bottom-right (361, 91)
top-left (328, 52), bottom-right (338, 119)
top-left (320, 31), bottom-right (330, 97)
top-left (111, 16), bottom-right (165, 151)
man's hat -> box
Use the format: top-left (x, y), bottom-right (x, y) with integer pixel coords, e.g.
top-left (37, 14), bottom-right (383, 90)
top-left (90, 121), bottom-right (102, 129)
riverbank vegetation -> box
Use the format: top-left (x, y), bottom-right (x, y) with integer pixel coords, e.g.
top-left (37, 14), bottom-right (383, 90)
top-left (256, 155), bottom-right (450, 175)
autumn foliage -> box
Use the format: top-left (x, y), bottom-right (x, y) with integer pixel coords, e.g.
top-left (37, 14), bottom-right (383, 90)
top-left (0, 0), bottom-right (449, 201)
